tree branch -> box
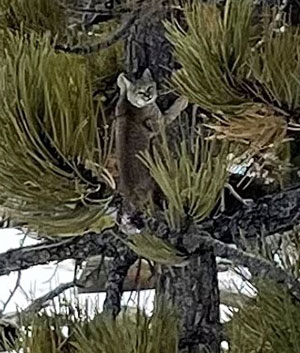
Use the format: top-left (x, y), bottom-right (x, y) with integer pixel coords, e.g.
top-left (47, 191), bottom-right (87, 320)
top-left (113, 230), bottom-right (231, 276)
top-left (65, 5), bottom-right (132, 28)
top-left (24, 282), bottom-right (75, 314)
top-left (202, 185), bottom-right (300, 243)
top-left (0, 281), bottom-right (75, 338)
top-left (103, 249), bottom-right (137, 317)
top-left (1, 272), bottom-right (21, 314)
top-left (183, 231), bottom-right (300, 301)
top-left (0, 229), bottom-right (132, 277)
top-left (146, 185), bottom-right (300, 244)
top-left (0, 186), bottom-right (300, 279)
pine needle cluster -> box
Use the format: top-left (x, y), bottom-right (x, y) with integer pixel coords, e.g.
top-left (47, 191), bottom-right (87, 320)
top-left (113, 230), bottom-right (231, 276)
top-left (0, 1), bottom-right (125, 236)
top-left (227, 280), bottom-right (300, 353)
top-left (1, 298), bottom-right (179, 353)
top-left (166, 0), bottom-right (300, 155)
top-left (140, 117), bottom-right (231, 230)
top-left (0, 0), bottom-right (66, 37)
top-left (0, 32), bottom-right (115, 236)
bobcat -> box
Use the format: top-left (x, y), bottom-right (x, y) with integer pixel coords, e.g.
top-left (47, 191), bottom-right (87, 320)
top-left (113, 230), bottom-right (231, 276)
top-left (115, 68), bottom-right (188, 211)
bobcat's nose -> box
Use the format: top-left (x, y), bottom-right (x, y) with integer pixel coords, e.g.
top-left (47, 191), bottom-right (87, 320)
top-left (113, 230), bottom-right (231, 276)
top-left (144, 94), bottom-right (152, 101)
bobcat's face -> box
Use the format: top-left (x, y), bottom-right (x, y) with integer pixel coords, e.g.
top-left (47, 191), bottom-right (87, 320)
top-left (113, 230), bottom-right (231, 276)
top-left (128, 82), bottom-right (157, 108)
top-left (118, 69), bottom-right (157, 108)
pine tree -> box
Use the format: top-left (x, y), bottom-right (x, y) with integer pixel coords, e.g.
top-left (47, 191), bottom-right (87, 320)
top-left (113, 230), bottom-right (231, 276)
top-left (1, 1), bottom-right (300, 352)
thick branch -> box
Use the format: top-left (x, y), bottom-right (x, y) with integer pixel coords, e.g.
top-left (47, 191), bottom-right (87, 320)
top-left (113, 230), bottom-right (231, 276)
top-left (183, 231), bottom-right (300, 301)
top-left (0, 229), bottom-right (131, 277)
top-left (103, 249), bottom-right (137, 317)
top-left (161, 250), bottom-right (220, 353)
top-left (146, 185), bottom-right (300, 244)
top-left (202, 185), bottom-right (300, 243)
top-left (1, 186), bottom-right (300, 277)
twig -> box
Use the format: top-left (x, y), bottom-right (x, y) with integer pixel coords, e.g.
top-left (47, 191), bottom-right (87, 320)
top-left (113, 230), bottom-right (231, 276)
top-left (42, 264), bottom-right (59, 284)
top-left (0, 233), bottom-right (28, 314)
top-left (224, 183), bottom-right (254, 207)
top-left (1, 271), bottom-right (22, 314)
top-left (66, 6), bottom-right (130, 16)
top-left (0, 282), bottom-right (75, 334)
top-left (24, 282), bottom-right (75, 314)
top-left (18, 285), bottom-right (30, 304)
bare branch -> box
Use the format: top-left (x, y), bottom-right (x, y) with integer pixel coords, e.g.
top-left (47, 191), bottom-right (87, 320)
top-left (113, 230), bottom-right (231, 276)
top-left (0, 282), bottom-right (75, 331)
top-left (209, 185), bottom-right (300, 243)
top-left (24, 282), bottom-right (75, 314)
top-left (1, 272), bottom-right (21, 314)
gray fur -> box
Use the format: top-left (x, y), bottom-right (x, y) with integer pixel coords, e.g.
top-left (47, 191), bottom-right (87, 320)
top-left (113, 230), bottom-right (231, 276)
top-left (117, 69), bottom-right (158, 108)
top-left (115, 69), bottom-right (188, 210)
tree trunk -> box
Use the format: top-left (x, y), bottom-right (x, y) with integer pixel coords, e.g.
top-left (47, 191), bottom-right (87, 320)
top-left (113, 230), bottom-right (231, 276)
top-left (160, 251), bottom-right (220, 353)
top-left (125, 5), bottom-right (221, 352)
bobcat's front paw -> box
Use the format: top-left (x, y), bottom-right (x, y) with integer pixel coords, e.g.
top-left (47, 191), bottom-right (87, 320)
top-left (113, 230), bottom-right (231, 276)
top-left (164, 96), bottom-right (189, 124)
top-left (176, 96), bottom-right (189, 112)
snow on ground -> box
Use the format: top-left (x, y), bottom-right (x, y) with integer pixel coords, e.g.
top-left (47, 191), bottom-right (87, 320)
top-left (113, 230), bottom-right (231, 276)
top-left (0, 229), bottom-right (254, 321)
top-left (219, 267), bottom-right (255, 322)
top-left (0, 229), bottom-right (155, 315)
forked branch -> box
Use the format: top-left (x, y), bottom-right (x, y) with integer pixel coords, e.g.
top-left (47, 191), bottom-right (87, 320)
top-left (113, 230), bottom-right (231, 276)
top-left (183, 231), bottom-right (300, 301)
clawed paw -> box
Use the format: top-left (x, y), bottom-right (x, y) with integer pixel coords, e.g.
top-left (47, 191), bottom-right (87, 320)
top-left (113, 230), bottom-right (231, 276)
top-left (164, 96), bottom-right (189, 123)
top-left (176, 96), bottom-right (189, 111)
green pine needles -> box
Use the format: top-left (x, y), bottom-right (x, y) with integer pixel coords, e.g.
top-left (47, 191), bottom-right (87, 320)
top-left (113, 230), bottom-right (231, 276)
top-left (228, 281), bottom-right (300, 353)
top-left (166, 0), bottom-right (255, 115)
top-left (2, 298), bottom-right (179, 353)
top-left (0, 32), bottom-right (115, 236)
top-left (165, 0), bottom-right (300, 151)
top-left (0, 0), bottom-right (66, 37)
top-left (140, 122), bottom-right (230, 231)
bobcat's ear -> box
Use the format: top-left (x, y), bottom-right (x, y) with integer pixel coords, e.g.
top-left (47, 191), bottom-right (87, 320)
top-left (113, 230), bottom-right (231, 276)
top-left (142, 68), bottom-right (153, 81)
top-left (117, 73), bottom-right (131, 93)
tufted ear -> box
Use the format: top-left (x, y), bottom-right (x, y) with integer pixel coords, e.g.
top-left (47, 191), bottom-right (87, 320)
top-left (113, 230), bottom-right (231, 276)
top-left (117, 73), bottom-right (132, 93)
top-left (141, 68), bottom-right (153, 81)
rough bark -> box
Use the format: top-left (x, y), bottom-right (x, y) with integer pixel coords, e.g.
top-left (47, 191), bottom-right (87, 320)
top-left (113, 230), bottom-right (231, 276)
top-left (64, 0), bottom-right (131, 27)
top-left (161, 252), bottom-right (221, 352)
top-left (0, 230), bottom-right (132, 276)
top-left (183, 231), bottom-right (300, 302)
top-left (103, 248), bottom-right (137, 317)
top-left (198, 184), bottom-right (300, 244)
top-left (151, 184), bottom-right (300, 245)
